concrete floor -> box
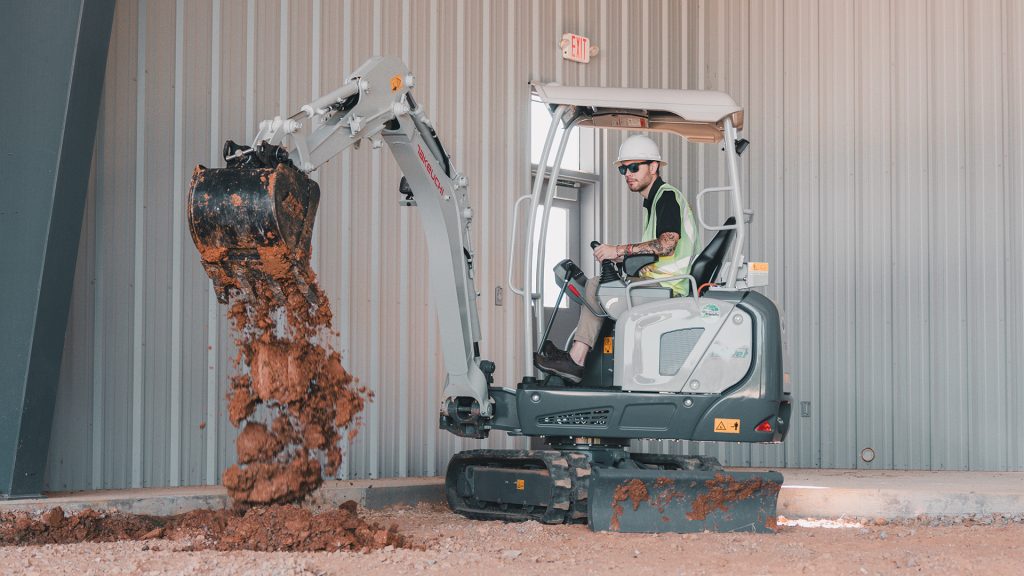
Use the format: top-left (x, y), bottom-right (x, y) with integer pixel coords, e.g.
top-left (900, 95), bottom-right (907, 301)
top-left (776, 468), bottom-right (1024, 519)
top-left (2, 469), bottom-right (1022, 520)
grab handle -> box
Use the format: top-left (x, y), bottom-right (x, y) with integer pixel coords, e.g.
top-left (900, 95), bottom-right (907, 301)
top-left (506, 194), bottom-right (533, 296)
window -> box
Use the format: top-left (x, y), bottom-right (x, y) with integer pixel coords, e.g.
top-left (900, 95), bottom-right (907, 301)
top-left (533, 205), bottom-right (570, 308)
top-left (530, 99), bottom-right (595, 172)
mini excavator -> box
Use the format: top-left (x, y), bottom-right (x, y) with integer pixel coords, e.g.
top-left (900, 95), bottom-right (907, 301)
top-left (187, 56), bottom-right (793, 533)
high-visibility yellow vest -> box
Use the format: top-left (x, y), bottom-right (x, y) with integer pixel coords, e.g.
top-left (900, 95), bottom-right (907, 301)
top-left (639, 182), bottom-right (699, 295)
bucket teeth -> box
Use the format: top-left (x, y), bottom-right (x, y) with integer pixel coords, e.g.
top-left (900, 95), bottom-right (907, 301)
top-left (266, 277), bottom-right (286, 303)
top-left (227, 261), bottom-right (258, 303)
top-left (291, 265), bottom-right (321, 307)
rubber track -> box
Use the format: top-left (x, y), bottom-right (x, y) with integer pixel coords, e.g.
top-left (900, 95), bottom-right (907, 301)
top-left (445, 450), bottom-right (722, 524)
top-left (446, 449), bottom-right (592, 524)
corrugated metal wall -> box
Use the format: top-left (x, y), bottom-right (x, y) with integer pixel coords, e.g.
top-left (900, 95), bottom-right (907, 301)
top-left (47, 0), bottom-right (1024, 491)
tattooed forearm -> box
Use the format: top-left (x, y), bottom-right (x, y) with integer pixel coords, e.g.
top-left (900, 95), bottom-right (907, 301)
top-left (617, 232), bottom-right (680, 258)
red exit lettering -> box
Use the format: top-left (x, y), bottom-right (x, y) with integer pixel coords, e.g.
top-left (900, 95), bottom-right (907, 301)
top-left (561, 33), bottom-right (592, 64)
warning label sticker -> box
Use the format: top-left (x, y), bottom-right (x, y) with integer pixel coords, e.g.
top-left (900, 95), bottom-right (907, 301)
top-left (714, 418), bottom-right (741, 434)
top-left (747, 262), bottom-right (769, 287)
top-left (515, 479), bottom-right (525, 491)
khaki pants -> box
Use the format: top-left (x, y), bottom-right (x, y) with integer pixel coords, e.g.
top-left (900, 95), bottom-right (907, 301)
top-left (573, 276), bottom-right (604, 348)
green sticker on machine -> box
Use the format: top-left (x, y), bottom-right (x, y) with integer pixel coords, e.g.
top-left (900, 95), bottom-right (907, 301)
top-left (701, 303), bottom-right (720, 319)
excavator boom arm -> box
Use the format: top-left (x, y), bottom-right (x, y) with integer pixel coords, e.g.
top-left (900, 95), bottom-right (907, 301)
top-left (212, 56), bottom-right (490, 422)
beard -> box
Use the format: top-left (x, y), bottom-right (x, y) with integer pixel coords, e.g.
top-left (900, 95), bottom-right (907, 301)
top-left (626, 178), bottom-right (648, 191)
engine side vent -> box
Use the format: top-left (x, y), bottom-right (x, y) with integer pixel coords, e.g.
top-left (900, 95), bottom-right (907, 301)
top-left (660, 328), bottom-right (704, 375)
top-left (537, 407), bottom-right (612, 427)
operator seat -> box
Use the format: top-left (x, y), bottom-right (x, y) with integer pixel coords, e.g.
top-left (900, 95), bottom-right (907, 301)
top-left (619, 215), bottom-right (736, 295)
top-left (603, 216), bottom-right (738, 318)
top-left (688, 216), bottom-right (736, 294)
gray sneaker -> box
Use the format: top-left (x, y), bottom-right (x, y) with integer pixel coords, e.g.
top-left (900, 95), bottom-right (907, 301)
top-left (539, 340), bottom-right (570, 360)
top-left (533, 352), bottom-right (584, 384)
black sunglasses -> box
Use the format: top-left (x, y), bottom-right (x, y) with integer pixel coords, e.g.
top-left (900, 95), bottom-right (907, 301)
top-left (618, 161), bottom-right (653, 175)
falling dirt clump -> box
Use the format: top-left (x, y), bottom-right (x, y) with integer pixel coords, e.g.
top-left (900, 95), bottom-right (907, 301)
top-left (687, 473), bottom-right (781, 522)
top-left (235, 422), bottom-right (285, 464)
top-left (219, 240), bottom-right (369, 506)
top-left (0, 502), bottom-right (411, 552)
top-left (222, 457), bottom-right (322, 505)
top-left (187, 161), bottom-right (369, 506)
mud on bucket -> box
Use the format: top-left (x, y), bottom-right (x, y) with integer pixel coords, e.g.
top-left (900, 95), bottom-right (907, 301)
top-left (187, 157), bottom-right (321, 304)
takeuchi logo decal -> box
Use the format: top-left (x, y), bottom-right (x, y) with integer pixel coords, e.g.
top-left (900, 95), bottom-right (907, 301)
top-left (417, 145), bottom-right (446, 197)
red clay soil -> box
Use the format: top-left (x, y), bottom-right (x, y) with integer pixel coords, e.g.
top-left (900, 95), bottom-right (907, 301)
top-left (220, 255), bottom-right (369, 506)
top-left (687, 473), bottom-right (781, 522)
top-left (608, 479), bottom-right (649, 531)
top-left (188, 161), bottom-right (370, 506)
top-left (0, 501), bottom-right (409, 552)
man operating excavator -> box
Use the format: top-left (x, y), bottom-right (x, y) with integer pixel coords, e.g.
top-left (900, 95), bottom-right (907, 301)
top-left (534, 135), bottom-right (700, 384)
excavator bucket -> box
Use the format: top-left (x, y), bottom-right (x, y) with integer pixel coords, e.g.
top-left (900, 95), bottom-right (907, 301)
top-left (587, 468), bottom-right (783, 533)
top-left (187, 141), bottom-right (321, 305)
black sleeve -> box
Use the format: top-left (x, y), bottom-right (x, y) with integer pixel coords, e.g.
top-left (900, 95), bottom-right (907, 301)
top-left (654, 192), bottom-right (682, 237)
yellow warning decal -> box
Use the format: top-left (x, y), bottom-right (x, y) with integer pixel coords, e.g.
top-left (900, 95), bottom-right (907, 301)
top-left (714, 418), bottom-right (741, 434)
top-left (603, 336), bottom-right (614, 354)
top-left (515, 479), bottom-right (525, 491)
top-left (390, 75), bottom-right (403, 92)
top-left (750, 262), bottom-right (769, 272)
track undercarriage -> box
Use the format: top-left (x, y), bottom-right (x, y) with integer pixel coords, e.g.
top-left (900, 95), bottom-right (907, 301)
top-left (445, 442), bottom-right (782, 533)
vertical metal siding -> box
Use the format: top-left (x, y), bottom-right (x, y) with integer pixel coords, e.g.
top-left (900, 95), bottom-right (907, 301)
top-left (179, 0), bottom-right (212, 487)
top-left (47, 0), bottom-right (1024, 491)
top-left (891, 0), bottom-right (932, 471)
top-left (853, 0), bottom-right (894, 470)
top-left (817, 0), bottom-right (856, 469)
top-left (782, 0), bottom-right (822, 469)
top-left (964, 0), bottom-right (1008, 471)
top-left (746, 0), bottom-right (785, 470)
top-left (1008, 0), bottom-right (1024, 470)
top-left (928, 0), bottom-right (970, 470)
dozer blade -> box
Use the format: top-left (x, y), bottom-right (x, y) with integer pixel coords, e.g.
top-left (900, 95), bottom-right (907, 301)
top-left (587, 468), bottom-right (783, 533)
top-left (187, 156), bottom-right (321, 305)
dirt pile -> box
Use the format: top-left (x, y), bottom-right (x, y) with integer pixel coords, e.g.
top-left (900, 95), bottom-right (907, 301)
top-left (0, 502), bottom-right (409, 552)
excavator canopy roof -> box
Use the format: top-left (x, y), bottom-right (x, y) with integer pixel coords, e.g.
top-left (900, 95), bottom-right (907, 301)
top-left (531, 84), bottom-right (743, 144)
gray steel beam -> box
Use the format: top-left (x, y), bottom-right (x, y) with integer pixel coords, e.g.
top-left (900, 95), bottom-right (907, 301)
top-left (0, 0), bottom-right (116, 498)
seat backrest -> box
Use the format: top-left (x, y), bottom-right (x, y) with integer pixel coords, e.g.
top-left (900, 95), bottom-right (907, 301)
top-left (689, 216), bottom-right (736, 291)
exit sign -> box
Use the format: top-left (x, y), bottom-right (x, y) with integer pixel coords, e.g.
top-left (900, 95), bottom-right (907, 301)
top-left (560, 32), bottom-right (595, 64)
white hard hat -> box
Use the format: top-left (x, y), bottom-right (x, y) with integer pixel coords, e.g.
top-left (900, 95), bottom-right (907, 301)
top-left (615, 135), bottom-right (665, 166)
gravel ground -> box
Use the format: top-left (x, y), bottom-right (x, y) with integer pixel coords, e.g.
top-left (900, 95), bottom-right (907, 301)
top-left (4, 503), bottom-right (1024, 575)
